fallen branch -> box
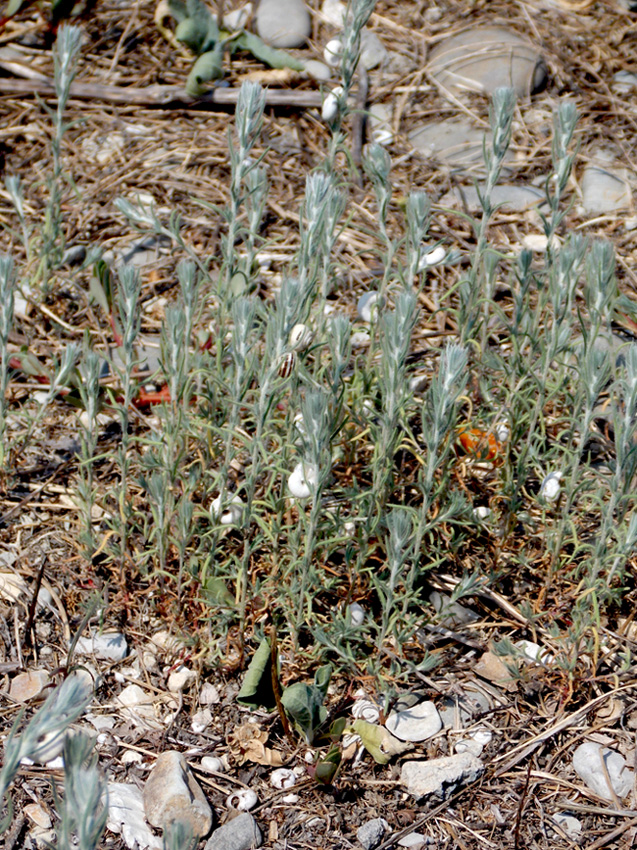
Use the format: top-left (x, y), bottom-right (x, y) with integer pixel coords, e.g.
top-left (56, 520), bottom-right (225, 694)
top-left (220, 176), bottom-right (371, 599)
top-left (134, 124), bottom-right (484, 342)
top-left (0, 75), bottom-right (325, 109)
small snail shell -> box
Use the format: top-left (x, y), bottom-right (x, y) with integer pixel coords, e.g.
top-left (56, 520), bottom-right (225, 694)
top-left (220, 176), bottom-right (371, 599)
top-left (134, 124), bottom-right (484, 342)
top-left (288, 462), bottom-right (318, 499)
top-left (271, 768), bottom-right (296, 790)
top-left (357, 291), bottom-right (382, 323)
top-left (323, 38), bottom-right (344, 67)
top-left (278, 351), bottom-right (297, 378)
top-left (226, 789), bottom-right (258, 811)
top-left (289, 323), bottom-right (314, 352)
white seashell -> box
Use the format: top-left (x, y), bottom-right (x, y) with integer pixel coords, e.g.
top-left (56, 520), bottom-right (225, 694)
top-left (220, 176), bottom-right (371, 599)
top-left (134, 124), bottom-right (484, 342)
top-left (321, 89), bottom-right (341, 123)
top-left (282, 793), bottom-right (299, 803)
top-left (304, 750), bottom-right (315, 763)
top-left (324, 38), bottom-right (344, 67)
top-left (352, 698), bottom-right (380, 723)
top-left (289, 323), bottom-right (314, 352)
top-left (271, 768), bottom-right (297, 790)
top-left (357, 291), bottom-right (382, 323)
top-left (540, 471), bottom-right (562, 502)
top-left (495, 421), bottom-right (510, 443)
top-left (210, 493), bottom-right (244, 525)
top-left (350, 331), bottom-right (371, 348)
top-left (227, 789), bottom-right (258, 811)
top-left (372, 127), bottom-right (393, 146)
top-left (288, 462), bottom-right (318, 499)
top-left (347, 602), bottom-right (365, 626)
top-left (419, 246), bottom-right (447, 269)
top-left (473, 506), bottom-right (491, 521)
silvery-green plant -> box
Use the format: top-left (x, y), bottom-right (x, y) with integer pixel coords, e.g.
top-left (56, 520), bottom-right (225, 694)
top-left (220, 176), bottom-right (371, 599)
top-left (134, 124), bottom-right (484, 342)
top-left (76, 344), bottom-right (102, 558)
top-left (37, 25), bottom-right (83, 291)
top-left (108, 264), bottom-right (141, 570)
top-left (0, 255), bottom-right (15, 470)
top-left (458, 87), bottom-right (515, 347)
top-left (223, 81), bottom-right (266, 293)
top-left (54, 730), bottom-right (108, 850)
top-left (372, 290), bottom-right (418, 512)
top-left (543, 99), bottom-right (578, 244)
top-left (0, 675), bottom-right (92, 829)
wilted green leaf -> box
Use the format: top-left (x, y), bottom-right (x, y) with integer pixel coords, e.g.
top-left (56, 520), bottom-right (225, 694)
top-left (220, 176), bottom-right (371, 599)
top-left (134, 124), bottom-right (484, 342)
top-left (236, 638), bottom-right (276, 710)
top-left (352, 719), bottom-right (412, 765)
top-left (2, 0), bottom-right (27, 18)
top-left (89, 261), bottom-right (113, 315)
top-left (313, 745), bottom-right (341, 784)
top-left (176, 16), bottom-right (209, 53)
top-left (186, 44), bottom-right (224, 97)
top-left (233, 30), bottom-right (305, 71)
top-left (280, 664), bottom-right (332, 743)
top-left (167, 0), bottom-right (188, 23)
top-left (200, 577), bottom-right (234, 607)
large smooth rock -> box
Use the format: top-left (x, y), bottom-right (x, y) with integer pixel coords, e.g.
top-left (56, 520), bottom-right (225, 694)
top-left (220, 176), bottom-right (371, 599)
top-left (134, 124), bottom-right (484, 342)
top-left (401, 753), bottom-right (484, 800)
top-left (75, 630), bottom-right (128, 661)
top-left (428, 26), bottom-right (547, 97)
top-left (204, 813), bottom-right (262, 850)
top-left (409, 118), bottom-right (514, 175)
top-left (256, 0), bottom-right (311, 48)
top-left (143, 751), bottom-right (213, 838)
top-left (572, 742), bottom-right (634, 800)
top-left (582, 159), bottom-right (631, 214)
top-left (440, 183), bottom-right (545, 213)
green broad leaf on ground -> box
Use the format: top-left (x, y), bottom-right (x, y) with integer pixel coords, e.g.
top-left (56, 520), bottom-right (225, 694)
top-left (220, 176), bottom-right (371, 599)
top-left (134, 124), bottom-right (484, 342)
top-left (233, 30), bottom-right (305, 71)
top-left (236, 637), bottom-right (276, 710)
top-left (280, 664), bottom-right (332, 743)
top-left (352, 718), bottom-right (412, 765)
top-left (186, 44), bottom-right (224, 97)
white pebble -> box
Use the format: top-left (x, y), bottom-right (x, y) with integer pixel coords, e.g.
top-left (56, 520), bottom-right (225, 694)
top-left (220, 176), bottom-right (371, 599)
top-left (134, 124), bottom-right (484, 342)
top-left (473, 506), bottom-right (491, 521)
top-left (348, 602), bottom-right (366, 626)
top-left (200, 756), bottom-right (225, 773)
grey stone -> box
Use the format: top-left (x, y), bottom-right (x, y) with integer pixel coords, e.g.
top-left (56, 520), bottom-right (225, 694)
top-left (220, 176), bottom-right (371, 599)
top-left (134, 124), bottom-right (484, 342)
top-left (9, 670), bottom-right (50, 703)
top-left (401, 753), bottom-right (484, 800)
top-left (357, 817), bottom-right (389, 850)
top-left (439, 685), bottom-right (491, 729)
top-left (551, 812), bottom-right (582, 840)
top-left (256, 0), bottom-right (311, 48)
top-left (301, 58), bottom-right (332, 81)
top-left (204, 813), bottom-right (262, 850)
top-left (409, 118), bottom-right (514, 175)
top-left (429, 590), bottom-right (479, 627)
top-left (360, 30), bottom-right (387, 70)
top-left (75, 630), bottom-right (128, 661)
top-left (108, 782), bottom-right (162, 850)
top-left (385, 701), bottom-right (442, 743)
top-left (582, 161), bottom-right (631, 214)
top-left (440, 184), bottom-right (545, 213)
top-left (143, 751), bottom-right (213, 838)
top-left (428, 26), bottom-right (547, 97)
top-left (572, 742), bottom-right (634, 800)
